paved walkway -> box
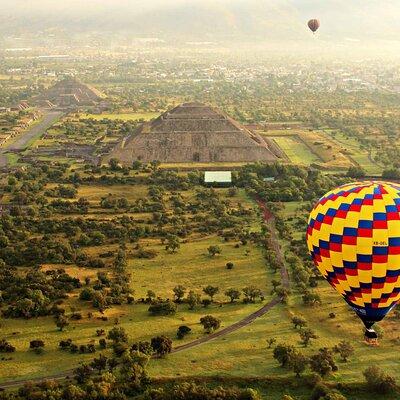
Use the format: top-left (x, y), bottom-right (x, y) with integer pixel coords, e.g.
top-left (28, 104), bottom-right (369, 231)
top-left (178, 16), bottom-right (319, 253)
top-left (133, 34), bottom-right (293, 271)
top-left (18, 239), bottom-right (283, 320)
top-left (0, 110), bottom-right (63, 167)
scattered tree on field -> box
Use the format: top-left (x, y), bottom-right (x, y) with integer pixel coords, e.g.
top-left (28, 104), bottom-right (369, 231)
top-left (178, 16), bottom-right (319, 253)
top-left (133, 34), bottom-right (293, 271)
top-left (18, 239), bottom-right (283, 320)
top-left (203, 285), bottom-right (219, 301)
top-left (333, 340), bottom-right (354, 362)
top-left (299, 328), bottom-right (317, 347)
top-left (207, 245), bottom-right (222, 257)
top-left (200, 315), bottom-right (221, 333)
top-left (363, 366), bottom-right (397, 394)
top-left (225, 288), bottom-right (241, 303)
top-left (151, 336), bottom-right (172, 358)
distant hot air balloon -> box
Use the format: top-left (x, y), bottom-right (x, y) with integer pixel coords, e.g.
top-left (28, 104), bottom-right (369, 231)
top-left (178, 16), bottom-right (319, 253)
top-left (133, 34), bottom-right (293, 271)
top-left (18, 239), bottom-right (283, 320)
top-left (306, 181), bottom-right (400, 341)
top-left (308, 19), bottom-right (320, 33)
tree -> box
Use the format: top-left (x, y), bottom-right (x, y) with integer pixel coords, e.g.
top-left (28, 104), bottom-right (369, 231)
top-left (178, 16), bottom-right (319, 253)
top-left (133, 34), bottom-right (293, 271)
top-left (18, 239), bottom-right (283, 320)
top-left (267, 338), bottom-right (276, 349)
top-left (302, 292), bottom-right (322, 306)
top-left (0, 339), bottom-right (15, 353)
top-left (271, 279), bottom-right (281, 292)
top-left (108, 158), bottom-right (120, 171)
top-left (92, 291), bottom-right (108, 312)
top-left (29, 340), bottom-right (45, 354)
top-left (299, 328), bottom-right (317, 347)
top-left (90, 230), bottom-right (106, 245)
top-left (146, 383), bottom-right (262, 399)
top-left (207, 245), bottom-right (222, 257)
top-left (228, 187), bottom-right (238, 197)
top-left (173, 285), bottom-right (186, 303)
top-left (333, 340), bottom-right (354, 362)
top-left (310, 348), bottom-right (338, 377)
top-left (55, 314), bottom-right (69, 331)
top-left (132, 160), bottom-right (142, 170)
top-left (288, 351), bottom-right (309, 377)
top-left (276, 287), bottom-right (290, 304)
top-left (203, 285), bottom-right (219, 301)
top-left (363, 366), bottom-right (397, 394)
top-left (202, 298), bottom-right (211, 308)
top-left (148, 301), bottom-right (177, 316)
top-left (119, 352), bottom-right (150, 392)
top-left (74, 364), bottom-right (93, 384)
top-left (90, 354), bottom-right (108, 372)
top-left (187, 291), bottom-right (201, 310)
top-left (112, 341), bottom-right (129, 357)
top-left (165, 235), bottom-right (180, 253)
top-left (226, 262), bottom-right (234, 270)
top-left (150, 160), bottom-right (161, 171)
top-left (200, 315), bottom-right (221, 333)
top-left (347, 166), bottom-right (365, 178)
top-left (151, 336), bottom-right (172, 358)
top-left (273, 344), bottom-right (297, 368)
top-left (146, 290), bottom-right (156, 303)
top-left (117, 197), bottom-right (129, 209)
top-left (131, 341), bottom-right (154, 356)
top-left (113, 249), bottom-right (127, 273)
top-left (243, 286), bottom-right (263, 303)
top-left (382, 168), bottom-right (400, 180)
top-left (225, 288), bottom-right (241, 303)
top-left (177, 325), bottom-right (191, 340)
top-left (80, 287), bottom-right (95, 301)
top-left (107, 327), bottom-right (128, 343)
top-left (291, 316), bottom-right (307, 329)
top-left (310, 383), bottom-right (331, 400)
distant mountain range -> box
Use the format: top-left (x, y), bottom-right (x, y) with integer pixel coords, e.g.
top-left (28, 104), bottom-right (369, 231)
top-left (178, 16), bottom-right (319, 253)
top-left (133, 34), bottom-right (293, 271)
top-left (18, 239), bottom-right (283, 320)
top-left (1, 0), bottom-right (399, 43)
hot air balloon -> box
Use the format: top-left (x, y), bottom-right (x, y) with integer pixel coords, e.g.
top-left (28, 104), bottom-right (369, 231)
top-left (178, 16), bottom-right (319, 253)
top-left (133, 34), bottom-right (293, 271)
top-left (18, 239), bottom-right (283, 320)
top-left (306, 181), bottom-right (400, 342)
top-left (308, 19), bottom-right (320, 33)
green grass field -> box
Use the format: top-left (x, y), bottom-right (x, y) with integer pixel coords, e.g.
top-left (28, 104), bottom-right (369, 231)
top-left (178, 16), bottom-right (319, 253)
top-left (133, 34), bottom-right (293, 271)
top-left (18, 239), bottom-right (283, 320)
top-left (270, 135), bottom-right (321, 165)
top-left (0, 233), bottom-right (272, 383)
top-left (132, 236), bottom-right (268, 299)
top-left (0, 186), bottom-right (277, 384)
top-left (5, 153), bottom-right (19, 166)
top-left (76, 184), bottom-right (149, 205)
top-left (323, 129), bottom-right (383, 176)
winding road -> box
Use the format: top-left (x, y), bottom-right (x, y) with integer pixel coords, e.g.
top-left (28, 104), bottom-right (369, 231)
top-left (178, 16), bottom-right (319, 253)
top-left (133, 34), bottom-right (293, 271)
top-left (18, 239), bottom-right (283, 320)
top-left (0, 200), bottom-right (289, 389)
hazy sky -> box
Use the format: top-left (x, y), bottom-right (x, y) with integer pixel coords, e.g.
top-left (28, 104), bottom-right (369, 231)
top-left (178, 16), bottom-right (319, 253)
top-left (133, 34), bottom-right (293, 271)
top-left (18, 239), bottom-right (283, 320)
top-left (1, 1), bottom-right (400, 44)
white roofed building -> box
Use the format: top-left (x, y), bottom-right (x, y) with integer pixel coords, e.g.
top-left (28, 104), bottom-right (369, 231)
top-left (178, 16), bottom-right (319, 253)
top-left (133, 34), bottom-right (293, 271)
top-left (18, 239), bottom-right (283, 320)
top-left (204, 171), bottom-right (232, 187)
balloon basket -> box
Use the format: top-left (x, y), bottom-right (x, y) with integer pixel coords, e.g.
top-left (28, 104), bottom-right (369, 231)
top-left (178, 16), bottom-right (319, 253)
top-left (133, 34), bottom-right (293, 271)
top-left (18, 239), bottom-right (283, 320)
top-left (364, 337), bottom-right (379, 346)
top-left (364, 328), bottom-right (379, 346)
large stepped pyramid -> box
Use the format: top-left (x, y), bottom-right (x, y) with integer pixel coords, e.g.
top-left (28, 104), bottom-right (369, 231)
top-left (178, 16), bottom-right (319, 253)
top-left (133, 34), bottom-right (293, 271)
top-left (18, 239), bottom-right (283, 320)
top-left (34, 77), bottom-right (105, 108)
top-left (105, 102), bottom-right (279, 164)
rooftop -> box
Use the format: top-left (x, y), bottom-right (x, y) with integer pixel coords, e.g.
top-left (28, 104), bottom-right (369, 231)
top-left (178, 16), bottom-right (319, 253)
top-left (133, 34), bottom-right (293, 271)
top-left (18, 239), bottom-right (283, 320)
top-left (204, 171), bottom-right (232, 183)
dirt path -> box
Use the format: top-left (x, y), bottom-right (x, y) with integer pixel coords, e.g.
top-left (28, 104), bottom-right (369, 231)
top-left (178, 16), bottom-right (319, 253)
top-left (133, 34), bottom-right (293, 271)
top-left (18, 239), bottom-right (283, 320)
top-left (0, 200), bottom-right (289, 389)
top-left (257, 200), bottom-right (290, 289)
top-left (172, 297), bottom-right (281, 354)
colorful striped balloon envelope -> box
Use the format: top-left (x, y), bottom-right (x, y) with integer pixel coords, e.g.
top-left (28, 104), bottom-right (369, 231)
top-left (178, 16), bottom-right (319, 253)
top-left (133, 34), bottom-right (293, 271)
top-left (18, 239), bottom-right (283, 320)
top-left (306, 181), bottom-right (400, 338)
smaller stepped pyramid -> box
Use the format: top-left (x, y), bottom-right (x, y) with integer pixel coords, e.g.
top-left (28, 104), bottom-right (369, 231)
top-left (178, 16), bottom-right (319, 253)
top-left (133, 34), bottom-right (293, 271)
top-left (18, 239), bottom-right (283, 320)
top-left (34, 77), bottom-right (105, 108)
top-left (104, 102), bottom-right (279, 164)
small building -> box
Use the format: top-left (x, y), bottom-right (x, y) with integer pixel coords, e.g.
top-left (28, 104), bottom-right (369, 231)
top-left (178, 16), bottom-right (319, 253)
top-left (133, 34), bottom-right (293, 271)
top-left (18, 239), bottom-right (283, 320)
top-left (204, 171), bottom-right (232, 187)
top-left (263, 177), bottom-right (275, 183)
